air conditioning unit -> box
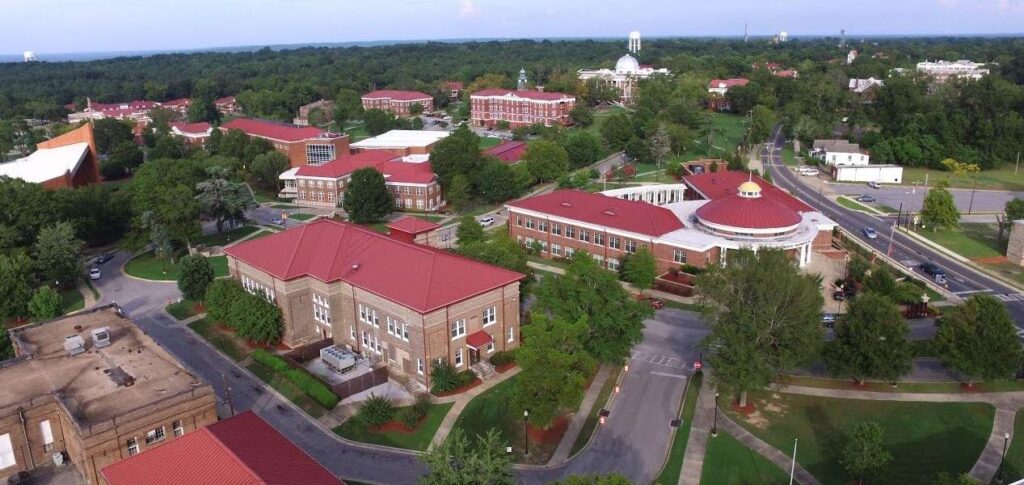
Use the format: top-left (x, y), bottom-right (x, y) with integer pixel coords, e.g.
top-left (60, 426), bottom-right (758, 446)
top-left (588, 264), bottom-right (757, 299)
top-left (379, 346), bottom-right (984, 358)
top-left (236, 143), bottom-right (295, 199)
top-left (63, 335), bottom-right (85, 357)
top-left (320, 345), bottom-right (356, 374)
top-left (91, 327), bottom-right (111, 348)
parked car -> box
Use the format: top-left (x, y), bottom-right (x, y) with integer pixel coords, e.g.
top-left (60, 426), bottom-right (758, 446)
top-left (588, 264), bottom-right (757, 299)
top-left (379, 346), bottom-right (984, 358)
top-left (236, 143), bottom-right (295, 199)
top-left (270, 218), bottom-right (285, 225)
top-left (856, 195), bottom-right (876, 203)
top-left (93, 253), bottom-right (114, 265)
top-left (862, 227), bottom-right (878, 239)
top-left (832, 290), bottom-right (846, 302)
top-left (89, 267), bottom-right (102, 280)
top-left (868, 181), bottom-right (881, 189)
top-left (821, 313), bottom-right (837, 328)
top-left (920, 262), bottom-right (946, 278)
top-left (800, 168), bottom-right (820, 176)
top-left (478, 216), bottom-right (495, 226)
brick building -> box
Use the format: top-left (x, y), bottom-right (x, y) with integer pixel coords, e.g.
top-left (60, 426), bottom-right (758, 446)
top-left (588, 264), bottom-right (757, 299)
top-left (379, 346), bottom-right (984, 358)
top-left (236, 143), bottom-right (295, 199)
top-left (0, 124), bottom-right (100, 189)
top-left (707, 78), bottom-right (750, 111)
top-left (484, 140), bottom-right (527, 164)
top-left (101, 411), bottom-right (341, 485)
top-left (506, 171), bottom-right (836, 274)
top-left (214, 96), bottom-right (240, 116)
top-left (220, 118), bottom-right (350, 168)
top-left (470, 89), bottom-right (576, 128)
top-left (0, 306), bottom-right (218, 485)
top-left (279, 151), bottom-right (444, 212)
top-left (361, 90), bottom-right (434, 117)
top-left (293, 99), bottom-right (336, 126)
top-left (224, 220), bottom-right (524, 387)
top-left (169, 122), bottom-right (213, 147)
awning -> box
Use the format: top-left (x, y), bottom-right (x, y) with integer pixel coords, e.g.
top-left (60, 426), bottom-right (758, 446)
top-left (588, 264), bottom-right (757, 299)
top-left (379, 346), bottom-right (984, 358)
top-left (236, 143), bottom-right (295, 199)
top-left (465, 330), bottom-right (493, 350)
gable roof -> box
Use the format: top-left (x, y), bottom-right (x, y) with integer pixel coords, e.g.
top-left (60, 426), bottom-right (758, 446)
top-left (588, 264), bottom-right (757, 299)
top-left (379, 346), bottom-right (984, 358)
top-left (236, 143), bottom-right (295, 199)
top-left (170, 121), bottom-right (212, 135)
top-left (221, 118), bottom-right (328, 143)
top-left (362, 89), bottom-right (433, 101)
top-left (471, 89), bottom-right (575, 101)
top-left (683, 171), bottom-right (813, 213)
top-left (506, 189), bottom-right (685, 237)
top-left (224, 220), bottom-right (523, 313)
top-left (101, 411), bottom-right (341, 485)
top-left (388, 216), bottom-right (441, 235)
top-left (484, 140), bottom-right (527, 164)
top-left (708, 78), bottom-right (750, 89)
top-left (295, 151), bottom-right (400, 178)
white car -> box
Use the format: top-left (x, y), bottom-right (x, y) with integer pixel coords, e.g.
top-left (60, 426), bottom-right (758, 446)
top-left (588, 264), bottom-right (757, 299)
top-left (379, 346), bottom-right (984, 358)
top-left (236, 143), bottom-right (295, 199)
top-left (89, 267), bottom-right (102, 280)
top-left (800, 168), bottom-right (819, 176)
top-left (478, 216), bottom-right (495, 227)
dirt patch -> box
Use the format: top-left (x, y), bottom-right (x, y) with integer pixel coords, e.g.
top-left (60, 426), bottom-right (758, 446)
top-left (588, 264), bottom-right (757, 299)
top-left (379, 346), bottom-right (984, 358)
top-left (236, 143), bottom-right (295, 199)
top-left (527, 415), bottom-right (569, 444)
top-left (973, 256), bottom-right (1009, 265)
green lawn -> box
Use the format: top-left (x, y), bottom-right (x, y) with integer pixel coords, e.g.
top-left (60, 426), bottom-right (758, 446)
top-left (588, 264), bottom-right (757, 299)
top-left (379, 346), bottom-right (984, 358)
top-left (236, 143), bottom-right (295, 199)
top-left (478, 137), bottom-right (502, 150)
top-left (901, 166), bottom-right (1024, 192)
top-left (781, 145), bottom-right (798, 167)
top-left (84, 279), bottom-right (100, 300)
top-left (362, 223), bottom-right (389, 234)
top-left (247, 230), bottom-right (274, 241)
top-left (916, 223), bottom-right (1002, 260)
top-left (187, 317), bottom-right (252, 361)
top-left (60, 286), bottom-right (84, 314)
top-left (785, 375), bottom-right (1024, 393)
top-left (247, 361), bottom-right (327, 418)
top-left (578, 106), bottom-right (627, 137)
top-left (910, 339), bottom-right (934, 358)
top-left (270, 204), bottom-right (295, 209)
top-left (166, 298), bottom-right (201, 321)
top-left (396, 213), bottom-right (446, 223)
top-left (654, 372), bottom-right (704, 485)
top-left (124, 252), bottom-right (228, 281)
top-left (288, 213), bottom-right (316, 221)
top-left (660, 299), bottom-right (703, 313)
top-left (333, 402), bottom-right (454, 451)
top-left (727, 391), bottom-right (994, 484)
top-left (1000, 409), bottom-right (1024, 482)
top-left (196, 225), bottom-right (258, 247)
top-left (570, 367), bottom-right (622, 456)
top-left (700, 430), bottom-right (789, 485)
top-left (344, 123), bottom-right (370, 141)
top-left (836, 196), bottom-right (877, 213)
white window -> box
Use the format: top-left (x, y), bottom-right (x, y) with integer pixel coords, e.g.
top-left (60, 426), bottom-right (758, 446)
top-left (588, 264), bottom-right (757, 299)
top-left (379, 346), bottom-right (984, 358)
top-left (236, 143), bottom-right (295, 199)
top-left (483, 307), bottom-right (496, 326)
top-left (40, 420), bottom-right (54, 452)
top-left (565, 247), bottom-right (575, 258)
top-left (173, 420), bottom-right (184, 437)
top-left (551, 223), bottom-right (562, 236)
top-left (387, 316), bottom-right (396, 336)
top-left (312, 293), bottom-right (331, 325)
top-left (417, 358), bottom-right (424, 375)
top-left (451, 319), bottom-right (466, 339)
top-left (594, 233), bottom-right (605, 245)
top-left (400, 322), bottom-right (410, 341)
top-left (454, 347), bottom-right (464, 367)
top-left (350, 325), bottom-right (356, 340)
top-left (579, 230), bottom-right (590, 242)
top-left (565, 226), bottom-right (575, 238)
top-left (507, 326), bottom-right (515, 342)
top-left (359, 304), bottom-right (369, 323)
top-left (673, 249), bottom-right (687, 264)
top-left (607, 258), bottom-right (621, 271)
top-left (0, 434), bottom-right (14, 469)
top-left (126, 437), bottom-right (139, 457)
top-left (609, 237), bottom-right (621, 250)
top-left (525, 218), bottom-right (535, 229)
top-left (487, 342), bottom-right (495, 353)
top-left (539, 221), bottom-right (548, 232)
top-left (145, 427), bottom-right (166, 445)
top-left (625, 240), bottom-right (637, 254)
top-left (551, 244), bottom-right (562, 256)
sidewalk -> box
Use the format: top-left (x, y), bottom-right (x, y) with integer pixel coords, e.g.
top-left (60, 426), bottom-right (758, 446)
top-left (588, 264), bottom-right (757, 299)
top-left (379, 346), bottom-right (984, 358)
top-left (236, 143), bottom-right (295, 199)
top-left (526, 261), bottom-right (698, 306)
top-left (431, 367), bottom-right (522, 446)
top-left (549, 365), bottom-right (612, 464)
top-left (678, 376), bottom-right (713, 485)
top-left (76, 278), bottom-right (97, 310)
top-left (717, 414), bottom-right (821, 485)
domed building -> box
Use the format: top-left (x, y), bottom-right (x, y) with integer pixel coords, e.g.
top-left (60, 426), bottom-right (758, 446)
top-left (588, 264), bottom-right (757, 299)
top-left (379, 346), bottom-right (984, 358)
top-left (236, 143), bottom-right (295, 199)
top-left (577, 35), bottom-right (670, 105)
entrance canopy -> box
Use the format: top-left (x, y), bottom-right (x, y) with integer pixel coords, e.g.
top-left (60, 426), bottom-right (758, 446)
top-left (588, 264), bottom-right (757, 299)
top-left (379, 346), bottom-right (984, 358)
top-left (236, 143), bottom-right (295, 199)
top-left (466, 330), bottom-right (493, 350)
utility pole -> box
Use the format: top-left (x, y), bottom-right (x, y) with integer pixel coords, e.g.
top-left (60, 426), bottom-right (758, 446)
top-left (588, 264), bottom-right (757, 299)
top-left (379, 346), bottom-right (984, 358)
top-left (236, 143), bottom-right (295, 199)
top-left (1017, 151), bottom-right (1021, 175)
top-left (222, 373), bottom-right (235, 417)
top-left (789, 438), bottom-right (799, 485)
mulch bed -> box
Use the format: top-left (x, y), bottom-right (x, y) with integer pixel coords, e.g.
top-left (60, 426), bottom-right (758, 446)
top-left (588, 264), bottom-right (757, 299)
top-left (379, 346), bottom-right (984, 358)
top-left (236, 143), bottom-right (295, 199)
top-left (960, 383), bottom-right (983, 393)
top-left (495, 363), bottom-right (517, 373)
top-left (372, 418), bottom-right (423, 434)
top-left (974, 256), bottom-right (1009, 265)
top-left (731, 401), bottom-right (757, 415)
top-left (192, 302), bottom-right (206, 314)
top-left (432, 377), bottom-right (483, 397)
top-left (527, 415), bottom-right (569, 444)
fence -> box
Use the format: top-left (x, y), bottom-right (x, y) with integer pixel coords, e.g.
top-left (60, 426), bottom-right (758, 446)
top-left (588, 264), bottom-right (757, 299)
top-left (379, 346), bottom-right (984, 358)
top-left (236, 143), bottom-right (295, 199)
top-left (331, 366), bottom-right (390, 400)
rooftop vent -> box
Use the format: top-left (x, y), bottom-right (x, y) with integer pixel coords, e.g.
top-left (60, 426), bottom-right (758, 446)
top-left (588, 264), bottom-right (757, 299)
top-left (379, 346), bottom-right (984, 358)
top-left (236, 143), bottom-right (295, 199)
top-left (602, 209), bottom-right (617, 216)
top-left (91, 327), bottom-right (111, 348)
top-left (351, 263), bottom-right (360, 270)
top-left (104, 367), bottom-right (135, 387)
top-left (560, 201), bottom-right (573, 207)
top-left (64, 335), bottom-right (86, 357)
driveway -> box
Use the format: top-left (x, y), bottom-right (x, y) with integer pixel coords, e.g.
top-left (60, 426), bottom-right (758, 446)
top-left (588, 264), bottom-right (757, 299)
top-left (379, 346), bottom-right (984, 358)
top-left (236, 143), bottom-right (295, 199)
top-left (521, 308), bottom-right (710, 483)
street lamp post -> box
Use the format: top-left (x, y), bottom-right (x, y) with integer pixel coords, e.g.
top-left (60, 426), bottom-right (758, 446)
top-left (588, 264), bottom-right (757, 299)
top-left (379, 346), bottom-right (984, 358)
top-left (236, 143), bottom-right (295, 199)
top-left (712, 392), bottom-right (720, 437)
top-left (997, 432), bottom-right (1011, 483)
top-left (968, 176), bottom-right (979, 215)
top-left (523, 410), bottom-right (529, 456)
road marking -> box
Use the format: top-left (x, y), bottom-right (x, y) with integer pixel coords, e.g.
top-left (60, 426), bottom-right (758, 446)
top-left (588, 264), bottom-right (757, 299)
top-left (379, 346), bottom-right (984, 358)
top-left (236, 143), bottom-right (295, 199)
top-left (955, 289), bottom-right (992, 296)
top-left (995, 294), bottom-right (1024, 302)
top-left (650, 371), bottom-right (688, 379)
top-left (901, 259), bottom-right (919, 267)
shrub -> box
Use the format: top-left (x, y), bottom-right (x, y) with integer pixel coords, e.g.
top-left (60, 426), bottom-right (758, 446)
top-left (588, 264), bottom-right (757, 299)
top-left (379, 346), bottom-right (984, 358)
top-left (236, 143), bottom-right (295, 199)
top-left (204, 279), bottom-right (246, 322)
top-left (252, 349), bottom-right (290, 372)
top-left (398, 407), bottom-right (420, 429)
top-left (359, 394), bottom-right (395, 429)
top-left (29, 286), bottom-right (62, 319)
top-left (177, 254), bottom-right (215, 301)
top-left (412, 393), bottom-right (432, 418)
top-left (489, 349), bottom-right (518, 367)
top-left (235, 295), bottom-right (283, 344)
top-left (679, 264), bottom-right (705, 275)
top-left (283, 368), bottom-right (339, 409)
top-left (430, 360), bottom-right (461, 393)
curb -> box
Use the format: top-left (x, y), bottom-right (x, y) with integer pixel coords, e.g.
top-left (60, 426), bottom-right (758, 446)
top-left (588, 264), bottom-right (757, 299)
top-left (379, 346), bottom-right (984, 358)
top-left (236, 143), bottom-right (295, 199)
top-left (119, 251), bottom-right (181, 285)
top-left (651, 369), bottom-right (698, 483)
top-left (898, 228), bottom-right (1024, 294)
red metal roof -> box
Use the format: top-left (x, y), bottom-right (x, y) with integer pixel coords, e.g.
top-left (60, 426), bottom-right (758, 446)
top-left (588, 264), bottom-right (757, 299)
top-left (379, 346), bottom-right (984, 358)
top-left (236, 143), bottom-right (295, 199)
top-left (375, 160), bottom-right (437, 184)
top-left (471, 89), bottom-right (575, 101)
top-left (708, 78), bottom-right (750, 89)
top-left (506, 189), bottom-right (685, 237)
top-left (362, 89), bottom-right (433, 101)
top-left (162, 98), bottom-right (191, 107)
top-left (224, 220), bottom-right (524, 313)
top-left (683, 171), bottom-right (813, 213)
top-left (484, 140), bottom-right (527, 164)
top-left (466, 329), bottom-right (493, 349)
top-left (695, 194), bottom-right (802, 230)
top-left (445, 81), bottom-right (464, 90)
top-left (221, 118), bottom-right (328, 143)
top-left (774, 70), bottom-right (799, 78)
top-left (295, 151), bottom-right (400, 178)
top-left (170, 121), bottom-right (212, 134)
top-left (101, 411), bottom-right (342, 485)
top-left (388, 216), bottom-right (440, 235)
top-left (215, 96), bottom-right (237, 105)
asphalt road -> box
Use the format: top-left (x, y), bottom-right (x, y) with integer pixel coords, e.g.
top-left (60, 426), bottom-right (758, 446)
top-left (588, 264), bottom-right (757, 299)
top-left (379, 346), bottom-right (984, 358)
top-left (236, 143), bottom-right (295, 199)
top-left (763, 127), bottom-right (1024, 329)
top-left (827, 181), bottom-right (1020, 215)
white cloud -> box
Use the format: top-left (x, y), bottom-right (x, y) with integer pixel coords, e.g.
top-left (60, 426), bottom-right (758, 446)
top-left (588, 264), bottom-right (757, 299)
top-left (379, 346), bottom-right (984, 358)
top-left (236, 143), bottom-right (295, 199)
top-left (459, 0), bottom-right (479, 18)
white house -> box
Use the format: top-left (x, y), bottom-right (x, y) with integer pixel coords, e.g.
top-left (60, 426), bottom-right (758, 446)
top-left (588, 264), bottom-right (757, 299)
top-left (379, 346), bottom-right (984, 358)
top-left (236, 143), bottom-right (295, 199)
top-left (811, 140), bottom-right (869, 166)
top-left (849, 78), bottom-right (884, 94)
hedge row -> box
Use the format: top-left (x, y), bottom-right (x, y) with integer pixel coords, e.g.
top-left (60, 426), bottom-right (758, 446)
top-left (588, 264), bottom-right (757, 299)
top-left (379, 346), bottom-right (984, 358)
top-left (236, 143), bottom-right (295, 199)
top-left (251, 349), bottom-right (339, 409)
top-left (489, 349), bottom-right (517, 367)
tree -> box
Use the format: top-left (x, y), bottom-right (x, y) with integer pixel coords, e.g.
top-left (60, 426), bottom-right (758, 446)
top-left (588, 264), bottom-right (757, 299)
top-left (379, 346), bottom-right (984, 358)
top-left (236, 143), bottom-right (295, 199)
top-left (569, 104), bottom-right (594, 127)
top-left (234, 294), bottom-right (283, 343)
top-left (0, 252), bottom-right (34, 319)
top-left (457, 234), bottom-right (530, 277)
top-left (621, 247), bottom-right (656, 293)
top-left (512, 314), bottom-right (595, 427)
top-left (196, 169), bottom-right (256, 233)
top-left (471, 159), bottom-right (521, 204)
top-left (456, 215), bottom-right (485, 245)
top-left (697, 249), bottom-right (824, 407)
top-left (109, 141), bottom-right (144, 173)
top-left (920, 184), bottom-right (960, 231)
top-left (178, 254), bottom-right (215, 301)
top-left (205, 279), bottom-right (247, 322)
top-left (646, 123), bottom-right (672, 171)
top-left (29, 286), bottom-right (62, 320)
top-left (149, 135), bottom-right (184, 159)
top-left (825, 293), bottom-right (912, 384)
top-left (420, 429), bottom-right (513, 485)
top-left (363, 109), bottom-right (397, 136)
top-left (430, 124), bottom-right (483, 189)
top-left (357, 394), bottom-right (394, 429)
top-left (218, 129), bottom-right (250, 160)
top-left (187, 99), bottom-right (220, 123)
top-left (534, 252), bottom-right (651, 363)
top-left (1006, 197), bottom-right (1024, 221)
top-left (522, 140), bottom-right (569, 182)
top-left (562, 132), bottom-right (603, 169)
top-left (333, 88), bottom-right (364, 123)
top-left (749, 104), bottom-right (778, 143)
top-left (934, 295), bottom-right (1023, 385)
top-left (148, 107), bottom-right (175, 134)
top-left (342, 167), bottom-right (392, 223)
top-left (0, 325), bottom-right (12, 360)
top-left (250, 151), bottom-right (290, 191)
top-left (840, 421), bottom-right (893, 484)
top-left (92, 118), bottom-right (134, 154)
top-left (446, 174), bottom-right (472, 212)
top-left (409, 103), bottom-right (424, 116)
top-left (600, 113), bottom-right (635, 151)
top-left (33, 221), bottom-right (83, 289)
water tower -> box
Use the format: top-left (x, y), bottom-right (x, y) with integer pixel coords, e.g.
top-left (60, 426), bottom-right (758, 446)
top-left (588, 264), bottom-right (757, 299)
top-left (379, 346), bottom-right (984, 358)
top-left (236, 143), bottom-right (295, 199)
top-left (779, 31), bottom-right (789, 42)
top-left (23, 51), bottom-right (37, 62)
top-left (628, 31), bottom-right (641, 53)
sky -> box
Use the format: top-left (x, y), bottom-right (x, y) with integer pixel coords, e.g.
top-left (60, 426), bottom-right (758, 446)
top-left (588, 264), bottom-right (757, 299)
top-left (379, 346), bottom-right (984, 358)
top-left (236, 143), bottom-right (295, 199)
top-left (2, 0), bottom-right (1024, 56)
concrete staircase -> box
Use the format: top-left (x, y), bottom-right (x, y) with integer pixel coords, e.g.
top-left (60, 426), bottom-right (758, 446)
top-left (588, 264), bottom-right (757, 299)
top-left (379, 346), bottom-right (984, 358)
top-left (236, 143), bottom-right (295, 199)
top-left (472, 360), bottom-right (496, 381)
top-left (399, 374), bottom-right (426, 395)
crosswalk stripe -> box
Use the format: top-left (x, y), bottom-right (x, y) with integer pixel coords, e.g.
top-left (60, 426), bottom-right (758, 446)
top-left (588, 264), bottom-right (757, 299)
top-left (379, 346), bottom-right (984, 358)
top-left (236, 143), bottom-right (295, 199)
top-left (995, 294), bottom-right (1024, 302)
